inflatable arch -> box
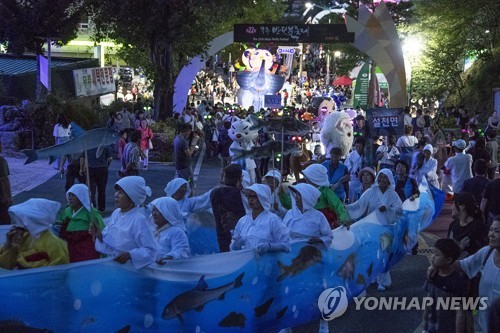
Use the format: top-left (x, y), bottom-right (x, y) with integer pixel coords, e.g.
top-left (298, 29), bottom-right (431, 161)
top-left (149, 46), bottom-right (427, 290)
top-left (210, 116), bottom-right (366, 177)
top-left (173, 2), bottom-right (407, 114)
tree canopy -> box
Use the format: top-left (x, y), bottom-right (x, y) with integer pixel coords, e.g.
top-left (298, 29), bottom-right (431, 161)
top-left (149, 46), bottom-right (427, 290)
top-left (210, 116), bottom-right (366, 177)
top-left (86, 0), bottom-right (285, 119)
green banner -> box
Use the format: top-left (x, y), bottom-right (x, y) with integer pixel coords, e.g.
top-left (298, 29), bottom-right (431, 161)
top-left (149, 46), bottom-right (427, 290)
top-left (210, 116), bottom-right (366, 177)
top-left (353, 62), bottom-right (370, 109)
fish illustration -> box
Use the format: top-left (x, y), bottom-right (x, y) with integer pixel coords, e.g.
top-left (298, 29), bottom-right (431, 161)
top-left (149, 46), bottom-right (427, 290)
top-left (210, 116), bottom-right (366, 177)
top-left (248, 114), bottom-right (311, 136)
top-left (356, 273), bottom-right (366, 285)
top-left (0, 320), bottom-right (53, 333)
top-left (22, 128), bottom-right (120, 165)
top-left (379, 233), bottom-right (393, 252)
top-left (367, 262), bottom-right (373, 277)
top-left (162, 273), bottom-right (244, 322)
top-left (277, 245), bottom-right (323, 281)
top-left (231, 140), bottom-right (300, 161)
top-left (254, 297), bottom-right (274, 317)
top-left (115, 325), bottom-right (131, 333)
top-left (276, 306), bottom-right (288, 319)
top-left (337, 253), bottom-right (356, 280)
top-left (218, 312), bottom-right (246, 328)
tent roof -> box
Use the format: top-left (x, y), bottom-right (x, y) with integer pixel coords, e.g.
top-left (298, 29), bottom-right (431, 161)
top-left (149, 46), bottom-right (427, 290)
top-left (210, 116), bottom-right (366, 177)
top-left (332, 75), bottom-right (353, 86)
top-left (0, 54), bottom-right (90, 76)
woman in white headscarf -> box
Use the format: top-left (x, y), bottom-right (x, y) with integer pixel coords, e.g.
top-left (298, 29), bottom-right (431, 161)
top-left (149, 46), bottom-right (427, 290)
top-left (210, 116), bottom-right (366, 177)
top-left (345, 168), bottom-right (403, 226)
top-left (262, 169), bottom-right (288, 219)
top-left (164, 178), bottom-right (212, 215)
top-left (345, 169), bottom-right (403, 291)
top-left (90, 176), bottom-right (157, 269)
top-left (411, 144), bottom-right (439, 188)
top-left (230, 184), bottom-right (290, 254)
top-left (150, 197), bottom-right (190, 263)
top-left (57, 184), bottom-right (105, 263)
top-left (283, 183), bottom-right (332, 247)
top-left (0, 199), bottom-right (69, 269)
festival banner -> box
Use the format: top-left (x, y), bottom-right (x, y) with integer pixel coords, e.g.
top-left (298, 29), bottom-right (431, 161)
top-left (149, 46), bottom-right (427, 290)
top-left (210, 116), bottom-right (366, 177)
top-left (0, 187), bottom-right (441, 332)
top-left (366, 108), bottom-right (405, 136)
top-left (73, 66), bottom-right (115, 97)
top-left (352, 62), bottom-right (370, 110)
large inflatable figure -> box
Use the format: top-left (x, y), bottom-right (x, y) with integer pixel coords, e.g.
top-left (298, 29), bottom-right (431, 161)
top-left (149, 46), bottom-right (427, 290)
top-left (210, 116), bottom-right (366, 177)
top-left (236, 48), bottom-right (285, 110)
top-left (320, 111), bottom-right (354, 157)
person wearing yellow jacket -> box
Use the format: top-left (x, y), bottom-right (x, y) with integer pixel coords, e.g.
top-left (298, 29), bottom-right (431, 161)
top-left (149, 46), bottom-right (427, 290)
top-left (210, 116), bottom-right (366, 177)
top-left (0, 198), bottom-right (69, 270)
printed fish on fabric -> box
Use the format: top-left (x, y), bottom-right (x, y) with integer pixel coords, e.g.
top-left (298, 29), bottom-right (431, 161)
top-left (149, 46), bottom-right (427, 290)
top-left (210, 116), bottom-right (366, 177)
top-left (0, 184), bottom-right (443, 332)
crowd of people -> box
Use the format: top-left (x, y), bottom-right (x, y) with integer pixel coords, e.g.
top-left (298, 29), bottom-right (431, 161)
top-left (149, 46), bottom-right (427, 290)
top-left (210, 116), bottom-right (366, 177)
top-left (0, 96), bottom-right (499, 331)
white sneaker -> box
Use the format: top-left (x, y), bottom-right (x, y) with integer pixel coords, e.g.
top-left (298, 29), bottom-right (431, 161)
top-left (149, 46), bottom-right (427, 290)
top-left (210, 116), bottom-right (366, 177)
top-left (377, 284), bottom-right (386, 291)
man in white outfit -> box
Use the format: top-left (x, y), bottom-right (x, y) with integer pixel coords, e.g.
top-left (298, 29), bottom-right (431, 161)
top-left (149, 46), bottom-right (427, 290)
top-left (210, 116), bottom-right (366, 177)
top-left (444, 139), bottom-right (472, 193)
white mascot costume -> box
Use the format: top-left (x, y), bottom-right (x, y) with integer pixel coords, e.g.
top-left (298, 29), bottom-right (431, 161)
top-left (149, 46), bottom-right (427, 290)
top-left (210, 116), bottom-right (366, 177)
top-left (320, 111), bottom-right (354, 158)
top-left (228, 116), bottom-right (259, 183)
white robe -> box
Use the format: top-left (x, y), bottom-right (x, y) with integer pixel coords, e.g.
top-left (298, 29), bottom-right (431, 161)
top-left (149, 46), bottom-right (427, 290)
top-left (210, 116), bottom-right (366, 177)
top-left (283, 183), bottom-right (332, 247)
top-left (95, 207), bottom-right (157, 269)
top-left (346, 187), bottom-right (402, 225)
top-left (155, 225), bottom-right (190, 260)
top-left (230, 210), bottom-right (290, 251)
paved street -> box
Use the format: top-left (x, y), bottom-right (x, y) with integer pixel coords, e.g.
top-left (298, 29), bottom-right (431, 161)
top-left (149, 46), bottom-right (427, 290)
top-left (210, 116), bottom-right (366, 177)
top-left (5, 148), bottom-right (468, 333)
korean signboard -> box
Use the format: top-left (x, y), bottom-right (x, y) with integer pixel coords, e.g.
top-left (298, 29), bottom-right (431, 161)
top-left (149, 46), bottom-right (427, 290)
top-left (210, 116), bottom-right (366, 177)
top-left (234, 24), bottom-right (354, 43)
top-left (366, 108), bottom-right (404, 136)
top-left (264, 95), bottom-right (282, 108)
top-left (73, 66), bottom-right (116, 97)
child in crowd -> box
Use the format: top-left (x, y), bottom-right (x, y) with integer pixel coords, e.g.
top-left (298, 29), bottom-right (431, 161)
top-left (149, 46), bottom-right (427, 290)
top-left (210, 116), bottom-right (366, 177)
top-left (423, 238), bottom-right (468, 333)
top-left (118, 129), bottom-right (128, 160)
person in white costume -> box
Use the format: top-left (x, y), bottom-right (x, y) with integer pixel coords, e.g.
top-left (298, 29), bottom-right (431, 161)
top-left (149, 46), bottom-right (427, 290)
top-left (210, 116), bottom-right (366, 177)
top-left (262, 169), bottom-right (287, 219)
top-left (283, 183), bottom-right (332, 247)
top-left (410, 144), bottom-right (440, 188)
top-left (164, 178), bottom-right (212, 215)
top-left (230, 184), bottom-right (290, 254)
top-left (150, 197), bottom-right (190, 263)
top-left (345, 169), bottom-right (403, 291)
top-left (91, 176), bottom-right (157, 269)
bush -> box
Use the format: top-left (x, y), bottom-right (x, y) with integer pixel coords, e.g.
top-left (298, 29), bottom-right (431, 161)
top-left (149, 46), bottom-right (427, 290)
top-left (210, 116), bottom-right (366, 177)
top-left (150, 119), bottom-right (177, 162)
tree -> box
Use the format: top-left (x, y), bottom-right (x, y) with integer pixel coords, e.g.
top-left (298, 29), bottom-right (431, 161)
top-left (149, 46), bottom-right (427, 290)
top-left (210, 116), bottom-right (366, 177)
top-left (0, 0), bottom-right (85, 98)
top-left (411, 0), bottom-right (500, 108)
top-left (87, 0), bottom-right (285, 119)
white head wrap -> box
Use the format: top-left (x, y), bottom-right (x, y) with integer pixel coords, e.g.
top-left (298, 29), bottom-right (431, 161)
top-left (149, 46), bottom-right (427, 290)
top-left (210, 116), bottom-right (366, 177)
top-left (150, 197), bottom-right (186, 231)
top-left (264, 169), bottom-right (282, 184)
top-left (8, 199), bottom-right (61, 239)
top-left (289, 183), bottom-right (320, 215)
top-left (301, 164), bottom-right (330, 187)
top-left (164, 178), bottom-right (191, 199)
top-left (374, 168), bottom-right (395, 191)
top-left (115, 176), bottom-right (152, 207)
top-left (66, 184), bottom-right (91, 212)
top-left (243, 183), bottom-right (272, 211)
top-left (423, 144), bottom-right (435, 154)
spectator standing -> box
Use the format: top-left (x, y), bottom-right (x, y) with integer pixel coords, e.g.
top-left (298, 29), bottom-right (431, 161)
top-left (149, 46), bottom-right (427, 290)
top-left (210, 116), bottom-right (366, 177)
top-left (217, 121), bottom-right (233, 183)
top-left (0, 141), bottom-right (12, 224)
top-left (210, 164), bottom-right (246, 252)
top-left (376, 135), bottom-right (400, 173)
top-left (444, 139), bottom-right (473, 193)
top-left (423, 239), bottom-right (467, 333)
top-left (462, 159), bottom-right (490, 207)
top-left (396, 125), bottom-right (418, 166)
top-left (120, 130), bottom-right (142, 177)
top-left (173, 124), bottom-right (200, 192)
top-left (485, 129), bottom-right (498, 180)
top-left (53, 114), bottom-right (72, 170)
top-left (480, 178), bottom-right (500, 227)
top-left (138, 119), bottom-right (153, 170)
top-left (485, 111), bottom-right (499, 132)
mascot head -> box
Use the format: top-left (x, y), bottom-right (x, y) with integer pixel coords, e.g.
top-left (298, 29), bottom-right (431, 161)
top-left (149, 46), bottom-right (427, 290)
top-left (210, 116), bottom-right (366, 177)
top-left (228, 116), bottom-right (259, 143)
top-left (320, 112), bottom-right (354, 157)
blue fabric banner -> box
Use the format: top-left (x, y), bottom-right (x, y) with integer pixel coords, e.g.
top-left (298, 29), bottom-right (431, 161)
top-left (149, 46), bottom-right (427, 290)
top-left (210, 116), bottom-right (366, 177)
top-left (0, 187), bottom-right (441, 332)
